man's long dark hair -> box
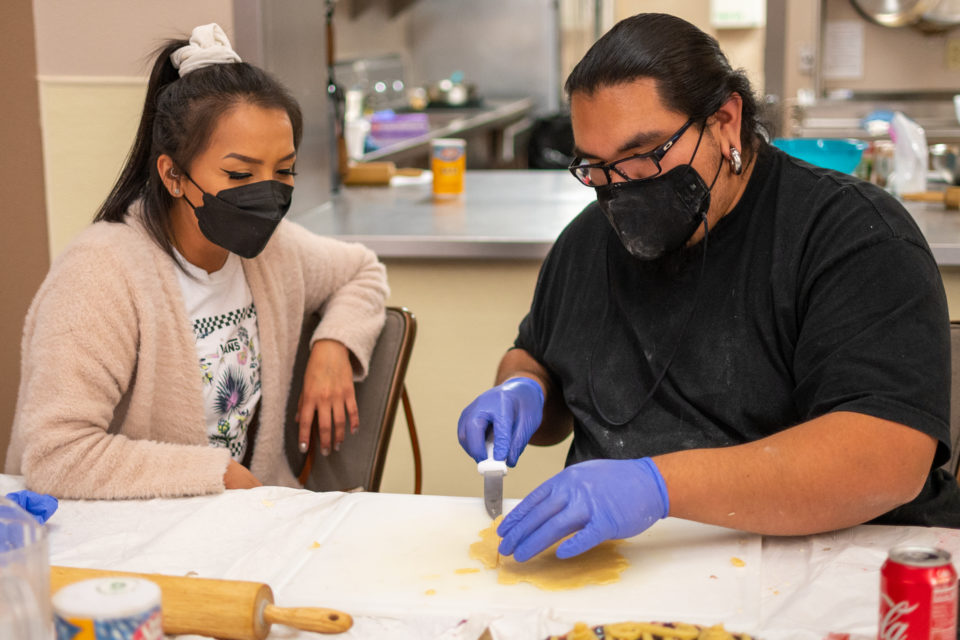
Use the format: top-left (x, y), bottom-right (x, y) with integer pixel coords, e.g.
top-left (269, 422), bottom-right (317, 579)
top-left (95, 38), bottom-right (303, 261)
top-left (565, 13), bottom-right (765, 156)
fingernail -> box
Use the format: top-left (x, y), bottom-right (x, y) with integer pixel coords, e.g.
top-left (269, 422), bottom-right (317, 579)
top-left (351, 426), bottom-right (359, 434)
top-left (321, 448), bottom-right (330, 457)
top-left (334, 443), bottom-right (340, 452)
top-left (298, 442), bottom-right (308, 453)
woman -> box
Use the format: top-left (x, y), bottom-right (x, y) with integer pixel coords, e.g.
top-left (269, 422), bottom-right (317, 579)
top-left (4, 24), bottom-right (389, 499)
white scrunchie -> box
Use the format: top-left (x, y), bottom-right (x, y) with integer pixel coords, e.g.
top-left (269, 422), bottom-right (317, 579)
top-left (170, 23), bottom-right (241, 77)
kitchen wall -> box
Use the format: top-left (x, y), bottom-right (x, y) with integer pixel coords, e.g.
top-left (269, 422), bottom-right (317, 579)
top-left (335, 1), bottom-right (413, 65)
top-left (822, 0), bottom-right (960, 93)
top-left (32, 0), bottom-right (235, 257)
top-left (375, 260), bottom-right (569, 498)
top-left (782, 0), bottom-right (817, 107)
top-left (334, 0), bottom-right (562, 115)
top-left (614, 0), bottom-right (767, 94)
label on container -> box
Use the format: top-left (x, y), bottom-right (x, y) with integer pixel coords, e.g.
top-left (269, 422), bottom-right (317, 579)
top-left (53, 578), bottom-right (163, 640)
top-left (432, 138), bottom-right (466, 197)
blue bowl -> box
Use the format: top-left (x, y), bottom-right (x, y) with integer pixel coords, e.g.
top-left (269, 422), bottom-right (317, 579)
top-left (772, 138), bottom-right (868, 174)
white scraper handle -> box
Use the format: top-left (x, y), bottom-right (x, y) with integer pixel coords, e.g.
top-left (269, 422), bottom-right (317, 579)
top-left (478, 428), bottom-right (507, 475)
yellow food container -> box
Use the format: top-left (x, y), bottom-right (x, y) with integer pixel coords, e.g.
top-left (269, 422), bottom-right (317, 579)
top-left (431, 138), bottom-right (466, 198)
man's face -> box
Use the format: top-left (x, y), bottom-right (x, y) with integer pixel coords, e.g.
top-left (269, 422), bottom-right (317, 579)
top-left (569, 78), bottom-right (713, 186)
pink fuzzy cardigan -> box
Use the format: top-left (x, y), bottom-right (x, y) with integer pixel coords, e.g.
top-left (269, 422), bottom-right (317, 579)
top-left (5, 206), bottom-right (388, 499)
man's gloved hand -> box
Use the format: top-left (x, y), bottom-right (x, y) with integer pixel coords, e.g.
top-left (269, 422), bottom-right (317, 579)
top-left (457, 377), bottom-right (545, 467)
top-left (5, 490), bottom-right (58, 525)
top-left (497, 457), bottom-right (669, 562)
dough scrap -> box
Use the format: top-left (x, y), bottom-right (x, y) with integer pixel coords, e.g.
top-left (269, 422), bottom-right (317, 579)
top-left (469, 516), bottom-right (629, 590)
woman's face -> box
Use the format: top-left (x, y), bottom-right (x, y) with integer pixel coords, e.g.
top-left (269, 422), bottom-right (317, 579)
top-left (166, 102), bottom-right (296, 266)
top-left (183, 102), bottom-right (296, 199)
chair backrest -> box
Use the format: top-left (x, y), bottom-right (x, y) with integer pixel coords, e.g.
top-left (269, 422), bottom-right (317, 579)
top-left (948, 322), bottom-right (960, 476)
top-left (284, 307), bottom-right (416, 492)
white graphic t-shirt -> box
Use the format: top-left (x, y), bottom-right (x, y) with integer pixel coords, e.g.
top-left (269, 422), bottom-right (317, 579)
top-left (174, 249), bottom-right (262, 461)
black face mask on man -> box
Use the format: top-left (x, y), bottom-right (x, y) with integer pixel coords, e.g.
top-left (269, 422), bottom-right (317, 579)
top-left (595, 124), bottom-right (722, 261)
top-left (181, 172), bottom-right (293, 259)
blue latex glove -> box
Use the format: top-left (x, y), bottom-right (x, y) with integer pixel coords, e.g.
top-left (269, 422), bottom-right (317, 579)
top-left (457, 377), bottom-right (544, 467)
top-left (497, 457), bottom-right (669, 562)
top-left (5, 490), bottom-right (58, 525)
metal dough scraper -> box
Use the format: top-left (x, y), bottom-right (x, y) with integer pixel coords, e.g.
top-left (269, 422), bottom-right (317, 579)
top-left (477, 428), bottom-right (507, 519)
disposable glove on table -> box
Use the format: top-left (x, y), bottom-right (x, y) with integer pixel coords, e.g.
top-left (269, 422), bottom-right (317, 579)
top-left (1, 490), bottom-right (58, 551)
top-left (497, 457), bottom-right (669, 562)
top-left (5, 490), bottom-right (58, 525)
top-left (457, 376), bottom-right (544, 466)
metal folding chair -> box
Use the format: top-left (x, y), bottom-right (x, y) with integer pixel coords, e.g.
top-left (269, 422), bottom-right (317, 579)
top-left (285, 307), bottom-right (421, 492)
top-left (948, 321), bottom-right (960, 477)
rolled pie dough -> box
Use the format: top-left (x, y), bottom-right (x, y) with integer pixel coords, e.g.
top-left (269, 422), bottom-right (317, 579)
top-left (469, 516), bottom-right (629, 590)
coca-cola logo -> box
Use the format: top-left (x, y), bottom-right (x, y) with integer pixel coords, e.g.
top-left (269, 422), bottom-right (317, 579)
top-left (880, 594), bottom-right (919, 640)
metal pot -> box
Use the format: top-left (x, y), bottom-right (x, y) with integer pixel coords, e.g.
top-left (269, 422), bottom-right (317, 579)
top-left (425, 78), bottom-right (477, 107)
top-left (850, 0), bottom-right (960, 30)
top-left (916, 0), bottom-right (960, 31)
top-left (850, 0), bottom-right (940, 27)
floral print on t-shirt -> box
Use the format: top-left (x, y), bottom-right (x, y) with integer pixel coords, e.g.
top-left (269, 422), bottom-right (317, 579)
top-left (193, 303), bottom-right (262, 460)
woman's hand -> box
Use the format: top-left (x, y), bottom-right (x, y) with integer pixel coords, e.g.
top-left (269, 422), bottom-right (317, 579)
top-left (223, 459), bottom-right (262, 489)
top-left (298, 339), bottom-right (359, 456)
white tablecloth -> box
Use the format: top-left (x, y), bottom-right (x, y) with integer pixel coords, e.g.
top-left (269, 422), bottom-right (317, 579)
top-left (5, 474), bottom-right (959, 640)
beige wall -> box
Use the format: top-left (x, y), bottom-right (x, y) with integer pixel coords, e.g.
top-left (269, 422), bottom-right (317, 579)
top-left (782, 0), bottom-right (817, 101)
top-left (941, 269), bottom-right (960, 320)
top-left (33, 0), bottom-right (234, 76)
top-left (614, 0), bottom-right (766, 93)
top-left (0, 1), bottom-right (50, 470)
top-left (376, 260), bottom-right (572, 498)
top-left (38, 80), bottom-right (147, 256)
top-left (823, 0), bottom-right (960, 93)
top-left (32, 0), bottom-right (234, 257)
top-left (334, 0), bottom-right (412, 63)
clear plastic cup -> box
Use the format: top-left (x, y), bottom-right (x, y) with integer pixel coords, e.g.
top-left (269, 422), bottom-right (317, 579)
top-left (0, 496), bottom-right (51, 639)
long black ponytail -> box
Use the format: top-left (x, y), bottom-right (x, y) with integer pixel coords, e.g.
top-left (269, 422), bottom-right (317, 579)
top-left (95, 37), bottom-right (303, 261)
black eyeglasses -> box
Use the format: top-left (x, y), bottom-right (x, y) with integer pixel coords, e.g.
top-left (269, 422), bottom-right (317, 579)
top-left (568, 118), bottom-right (697, 187)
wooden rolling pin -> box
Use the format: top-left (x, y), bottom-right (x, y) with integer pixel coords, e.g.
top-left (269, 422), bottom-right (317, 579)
top-left (902, 186), bottom-right (960, 209)
top-left (51, 565), bottom-right (352, 639)
top-left (342, 162), bottom-right (424, 186)
top-left (343, 161), bottom-right (396, 186)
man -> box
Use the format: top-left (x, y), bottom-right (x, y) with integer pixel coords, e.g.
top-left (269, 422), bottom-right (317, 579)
top-left (458, 13), bottom-right (960, 563)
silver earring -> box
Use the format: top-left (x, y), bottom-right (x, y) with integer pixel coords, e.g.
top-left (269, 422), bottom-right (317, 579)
top-left (173, 186), bottom-right (180, 195)
top-left (730, 147), bottom-right (743, 175)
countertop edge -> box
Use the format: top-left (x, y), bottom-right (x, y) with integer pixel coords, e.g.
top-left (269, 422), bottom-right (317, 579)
top-left (333, 235), bottom-right (551, 260)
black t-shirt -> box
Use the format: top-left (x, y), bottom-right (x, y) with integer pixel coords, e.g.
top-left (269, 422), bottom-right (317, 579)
top-left (516, 144), bottom-right (960, 527)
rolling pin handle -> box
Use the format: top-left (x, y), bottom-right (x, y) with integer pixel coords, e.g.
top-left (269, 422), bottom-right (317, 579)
top-left (262, 603), bottom-right (353, 634)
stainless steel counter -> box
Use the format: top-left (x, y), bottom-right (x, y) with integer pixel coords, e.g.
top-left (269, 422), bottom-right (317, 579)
top-left (289, 170), bottom-right (594, 259)
top-left (287, 170), bottom-right (960, 265)
top-left (904, 199), bottom-right (960, 266)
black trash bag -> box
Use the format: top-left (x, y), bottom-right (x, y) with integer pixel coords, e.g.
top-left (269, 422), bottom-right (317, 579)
top-left (527, 113), bottom-right (574, 170)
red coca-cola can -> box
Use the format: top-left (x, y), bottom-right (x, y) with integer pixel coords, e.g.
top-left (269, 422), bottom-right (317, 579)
top-left (879, 546), bottom-right (958, 640)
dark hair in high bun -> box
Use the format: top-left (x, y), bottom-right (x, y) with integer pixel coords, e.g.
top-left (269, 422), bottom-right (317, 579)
top-left (565, 13), bottom-right (765, 156)
top-left (95, 38), bottom-right (303, 260)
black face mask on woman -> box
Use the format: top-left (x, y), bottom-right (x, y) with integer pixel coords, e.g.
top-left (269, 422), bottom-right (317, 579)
top-left (595, 128), bottom-right (722, 261)
top-left (182, 172), bottom-right (293, 259)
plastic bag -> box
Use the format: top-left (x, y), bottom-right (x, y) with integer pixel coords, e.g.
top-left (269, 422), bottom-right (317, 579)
top-left (889, 111), bottom-right (927, 196)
